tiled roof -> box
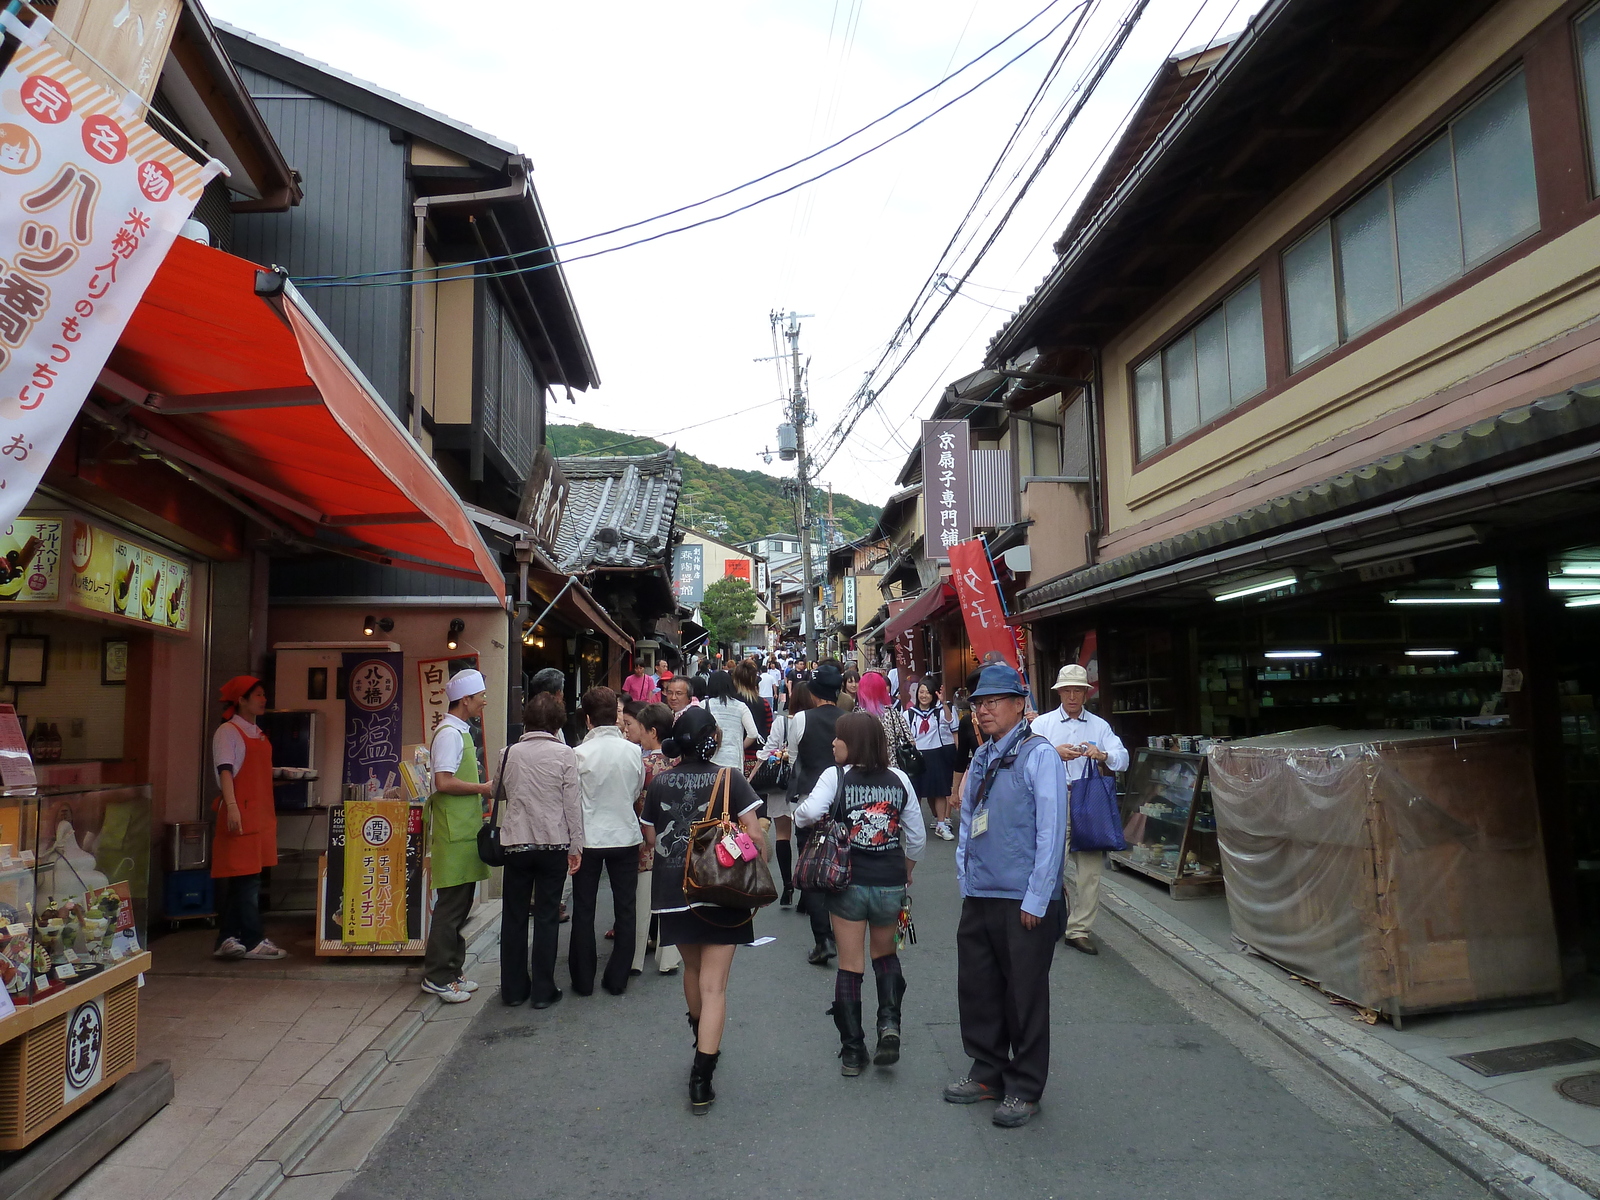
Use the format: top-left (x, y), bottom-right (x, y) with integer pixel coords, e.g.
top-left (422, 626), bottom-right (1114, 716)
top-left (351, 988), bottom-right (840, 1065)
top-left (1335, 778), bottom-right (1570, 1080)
top-left (553, 451), bottom-right (682, 572)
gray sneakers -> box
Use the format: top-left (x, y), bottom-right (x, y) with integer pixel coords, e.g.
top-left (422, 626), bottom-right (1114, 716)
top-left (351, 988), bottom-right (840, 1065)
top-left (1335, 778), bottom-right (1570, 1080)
top-left (992, 1096), bottom-right (1040, 1127)
top-left (942, 1076), bottom-right (1000, 1104)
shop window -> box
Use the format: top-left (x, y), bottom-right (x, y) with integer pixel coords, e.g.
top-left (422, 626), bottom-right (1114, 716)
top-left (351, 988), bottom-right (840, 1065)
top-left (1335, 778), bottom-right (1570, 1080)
top-left (1133, 276), bottom-right (1266, 459)
top-left (1284, 69), bottom-right (1538, 369)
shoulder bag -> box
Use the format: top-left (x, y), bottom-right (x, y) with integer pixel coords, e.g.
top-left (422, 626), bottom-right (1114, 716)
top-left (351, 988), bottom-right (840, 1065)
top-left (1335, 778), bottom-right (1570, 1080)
top-left (748, 716), bottom-right (792, 792)
top-left (1068, 758), bottom-right (1128, 852)
top-left (888, 711), bottom-right (925, 776)
top-left (684, 768), bottom-right (779, 908)
top-left (794, 765), bottom-right (852, 894)
top-left (476, 746), bottom-right (515, 867)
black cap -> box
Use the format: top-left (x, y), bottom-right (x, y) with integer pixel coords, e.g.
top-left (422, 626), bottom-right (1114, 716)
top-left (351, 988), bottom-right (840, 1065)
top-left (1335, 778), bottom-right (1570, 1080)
top-left (810, 661), bottom-right (843, 700)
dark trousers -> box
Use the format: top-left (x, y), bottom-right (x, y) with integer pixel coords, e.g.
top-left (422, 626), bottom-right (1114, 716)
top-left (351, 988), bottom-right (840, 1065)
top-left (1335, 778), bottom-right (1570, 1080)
top-left (423, 881), bottom-right (478, 987)
top-left (569, 845), bottom-right (639, 994)
top-left (500, 848), bottom-right (568, 1004)
top-left (215, 872), bottom-right (263, 951)
top-left (795, 825), bottom-right (832, 943)
top-left (956, 895), bottom-right (1065, 1102)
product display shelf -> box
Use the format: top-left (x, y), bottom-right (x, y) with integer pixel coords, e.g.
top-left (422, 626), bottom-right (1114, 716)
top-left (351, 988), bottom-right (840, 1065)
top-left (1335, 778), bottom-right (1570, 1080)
top-left (1107, 748), bottom-right (1224, 899)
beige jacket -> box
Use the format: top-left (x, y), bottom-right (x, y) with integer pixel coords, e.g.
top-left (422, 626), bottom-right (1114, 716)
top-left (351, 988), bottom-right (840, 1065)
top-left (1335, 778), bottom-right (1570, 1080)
top-left (499, 731), bottom-right (583, 853)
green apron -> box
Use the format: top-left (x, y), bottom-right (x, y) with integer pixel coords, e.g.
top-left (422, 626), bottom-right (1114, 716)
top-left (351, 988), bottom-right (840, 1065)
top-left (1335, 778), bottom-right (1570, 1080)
top-left (427, 726), bottom-right (490, 890)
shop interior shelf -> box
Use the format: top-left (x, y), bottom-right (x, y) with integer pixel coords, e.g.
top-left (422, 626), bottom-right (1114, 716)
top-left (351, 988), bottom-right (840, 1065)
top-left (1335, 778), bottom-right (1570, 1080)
top-left (1108, 677), bottom-right (1171, 686)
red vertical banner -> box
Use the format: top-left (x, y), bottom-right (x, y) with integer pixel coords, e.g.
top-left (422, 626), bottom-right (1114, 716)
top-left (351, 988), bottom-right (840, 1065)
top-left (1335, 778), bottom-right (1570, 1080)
top-left (947, 538), bottom-right (1019, 670)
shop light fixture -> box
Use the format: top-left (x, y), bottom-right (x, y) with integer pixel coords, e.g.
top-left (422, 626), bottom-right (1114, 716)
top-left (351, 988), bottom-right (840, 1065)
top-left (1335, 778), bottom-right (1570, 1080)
top-left (1405, 649), bottom-right (1459, 657)
top-left (362, 615), bottom-right (392, 636)
top-left (446, 618), bottom-right (465, 650)
top-left (1566, 594), bottom-right (1600, 608)
top-left (1561, 564), bottom-right (1600, 576)
top-left (1549, 578), bottom-right (1600, 591)
top-left (1208, 571), bottom-right (1299, 603)
top-left (1264, 650), bottom-right (1322, 659)
top-left (1470, 580), bottom-right (1500, 590)
top-left (1386, 592), bottom-right (1500, 605)
top-left (1330, 525), bottom-right (1486, 569)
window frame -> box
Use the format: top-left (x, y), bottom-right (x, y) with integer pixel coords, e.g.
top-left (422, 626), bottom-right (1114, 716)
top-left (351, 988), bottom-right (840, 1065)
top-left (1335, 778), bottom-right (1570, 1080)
top-left (1574, 0), bottom-right (1600, 197)
top-left (1281, 67), bottom-right (1540, 373)
top-left (1130, 275), bottom-right (1267, 460)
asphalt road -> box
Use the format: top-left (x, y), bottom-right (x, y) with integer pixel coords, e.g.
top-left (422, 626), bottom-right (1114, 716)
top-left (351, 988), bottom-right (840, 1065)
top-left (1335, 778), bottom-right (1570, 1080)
top-left (337, 834), bottom-right (1489, 1200)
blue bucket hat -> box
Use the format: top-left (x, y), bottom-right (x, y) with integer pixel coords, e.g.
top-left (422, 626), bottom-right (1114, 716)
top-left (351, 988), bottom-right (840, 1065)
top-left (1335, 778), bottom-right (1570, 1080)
top-left (969, 662), bottom-right (1027, 699)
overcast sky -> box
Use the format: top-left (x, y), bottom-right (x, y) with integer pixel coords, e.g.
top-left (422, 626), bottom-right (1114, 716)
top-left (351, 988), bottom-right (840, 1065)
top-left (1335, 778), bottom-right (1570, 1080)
top-left (207, 0), bottom-right (1261, 511)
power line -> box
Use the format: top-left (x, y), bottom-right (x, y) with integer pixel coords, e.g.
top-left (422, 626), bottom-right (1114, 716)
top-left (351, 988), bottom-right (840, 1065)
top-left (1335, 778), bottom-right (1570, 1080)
top-left (294, 0), bottom-right (1078, 286)
top-left (549, 397), bottom-right (783, 457)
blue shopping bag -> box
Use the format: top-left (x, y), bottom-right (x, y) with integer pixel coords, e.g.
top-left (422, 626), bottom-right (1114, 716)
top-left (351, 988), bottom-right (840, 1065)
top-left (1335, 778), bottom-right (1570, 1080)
top-left (1068, 767), bottom-right (1127, 852)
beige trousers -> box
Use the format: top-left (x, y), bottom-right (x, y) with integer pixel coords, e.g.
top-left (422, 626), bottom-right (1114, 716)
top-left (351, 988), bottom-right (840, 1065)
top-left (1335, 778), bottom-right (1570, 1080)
top-left (632, 870), bottom-right (682, 973)
top-left (1065, 850), bottom-right (1103, 939)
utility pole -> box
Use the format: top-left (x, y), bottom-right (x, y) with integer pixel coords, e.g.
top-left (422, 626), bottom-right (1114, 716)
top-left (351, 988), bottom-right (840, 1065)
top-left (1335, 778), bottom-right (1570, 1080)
top-left (773, 310), bottom-right (818, 661)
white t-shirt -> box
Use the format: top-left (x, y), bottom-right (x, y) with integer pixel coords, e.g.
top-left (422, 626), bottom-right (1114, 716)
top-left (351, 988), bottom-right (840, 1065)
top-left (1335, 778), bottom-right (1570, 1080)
top-left (706, 697), bottom-right (758, 769)
top-left (431, 713), bottom-right (470, 777)
top-left (212, 715), bottom-right (264, 788)
top-left (759, 668), bottom-right (781, 700)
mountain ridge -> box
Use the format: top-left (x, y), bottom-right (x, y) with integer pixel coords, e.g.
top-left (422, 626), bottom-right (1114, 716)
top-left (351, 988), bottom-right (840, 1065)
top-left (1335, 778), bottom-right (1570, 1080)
top-left (545, 422), bottom-right (881, 545)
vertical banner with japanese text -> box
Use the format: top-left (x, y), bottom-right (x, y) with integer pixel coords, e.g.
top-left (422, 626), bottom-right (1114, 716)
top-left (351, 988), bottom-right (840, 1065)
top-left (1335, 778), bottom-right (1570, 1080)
top-left (948, 537), bottom-right (1020, 671)
top-left (342, 652), bottom-right (402, 797)
top-left (672, 543), bottom-right (703, 605)
top-left (0, 36), bottom-right (218, 525)
top-left (921, 420), bottom-right (971, 561)
top-left (416, 653), bottom-right (478, 741)
top-left (341, 799), bottom-right (408, 945)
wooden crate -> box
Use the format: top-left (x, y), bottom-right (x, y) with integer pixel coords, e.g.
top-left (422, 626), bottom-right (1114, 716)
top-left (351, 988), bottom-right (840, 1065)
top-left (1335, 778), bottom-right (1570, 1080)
top-left (0, 953), bottom-right (148, 1150)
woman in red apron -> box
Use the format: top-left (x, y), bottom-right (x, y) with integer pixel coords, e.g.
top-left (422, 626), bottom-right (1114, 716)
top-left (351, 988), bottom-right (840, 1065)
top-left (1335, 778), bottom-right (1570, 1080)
top-left (211, 676), bottom-right (287, 960)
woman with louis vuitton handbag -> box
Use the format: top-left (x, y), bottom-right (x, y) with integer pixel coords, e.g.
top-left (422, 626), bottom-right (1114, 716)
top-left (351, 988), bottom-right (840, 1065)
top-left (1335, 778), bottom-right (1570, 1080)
top-left (640, 706), bottom-right (767, 1114)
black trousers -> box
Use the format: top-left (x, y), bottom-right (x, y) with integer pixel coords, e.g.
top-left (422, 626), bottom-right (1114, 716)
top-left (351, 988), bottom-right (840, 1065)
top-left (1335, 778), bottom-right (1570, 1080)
top-left (569, 845), bottom-right (639, 994)
top-left (500, 848), bottom-right (569, 1004)
top-left (956, 895), bottom-right (1065, 1103)
top-left (423, 881), bottom-right (478, 987)
top-left (794, 825), bottom-right (832, 943)
top-left (214, 872), bottom-right (263, 951)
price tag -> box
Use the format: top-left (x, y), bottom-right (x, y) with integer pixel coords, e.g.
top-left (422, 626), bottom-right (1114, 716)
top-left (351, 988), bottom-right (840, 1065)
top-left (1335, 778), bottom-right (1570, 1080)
top-left (63, 950), bottom-right (78, 963)
top-left (54, 964), bottom-right (76, 980)
top-left (6, 924), bottom-right (24, 937)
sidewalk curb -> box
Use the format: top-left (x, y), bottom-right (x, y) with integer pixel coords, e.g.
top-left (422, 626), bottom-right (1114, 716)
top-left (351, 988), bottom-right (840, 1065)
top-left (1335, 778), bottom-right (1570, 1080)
top-left (216, 902), bottom-right (503, 1200)
top-left (1102, 880), bottom-right (1600, 1200)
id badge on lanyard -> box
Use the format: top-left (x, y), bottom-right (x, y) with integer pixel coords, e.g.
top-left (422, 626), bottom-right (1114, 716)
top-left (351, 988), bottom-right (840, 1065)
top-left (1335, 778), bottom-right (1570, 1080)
top-left (971, 807), bottom-right (990, 837)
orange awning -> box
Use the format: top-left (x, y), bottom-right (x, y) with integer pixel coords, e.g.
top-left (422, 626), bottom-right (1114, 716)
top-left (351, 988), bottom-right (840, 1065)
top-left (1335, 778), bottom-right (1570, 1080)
top-left (96, 238), bottom-right (505, 601)
top-left (881, 581), bottom-right (956, 641)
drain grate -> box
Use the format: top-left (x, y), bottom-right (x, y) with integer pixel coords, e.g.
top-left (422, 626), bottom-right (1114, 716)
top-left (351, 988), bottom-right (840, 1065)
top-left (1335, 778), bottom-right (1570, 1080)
top-left (1557, 1073), bottom-right (1600, 1107)
top-left (1451, 1038), bottom-right (1600, 1078)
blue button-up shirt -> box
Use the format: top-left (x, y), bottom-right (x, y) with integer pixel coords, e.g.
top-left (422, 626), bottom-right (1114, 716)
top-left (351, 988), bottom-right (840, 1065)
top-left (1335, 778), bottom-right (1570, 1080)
top-left (955, 719), bottom-right (1068, 918)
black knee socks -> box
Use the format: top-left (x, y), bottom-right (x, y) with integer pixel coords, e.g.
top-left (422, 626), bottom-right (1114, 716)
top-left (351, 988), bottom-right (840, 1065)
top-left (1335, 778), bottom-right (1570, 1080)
top-left (872, 952), bottom-right (902, 981)
top-left (775, 839), bottom-right (792, 888)
top-left (834, 968), bottom-right (863, 1004)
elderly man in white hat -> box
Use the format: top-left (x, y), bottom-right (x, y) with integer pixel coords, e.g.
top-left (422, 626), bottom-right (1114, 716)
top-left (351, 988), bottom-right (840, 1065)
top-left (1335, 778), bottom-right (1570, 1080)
top-left (421, 667), bottom-right (496, 1003)
top-left (1030, 663), bottom-right (1127, 954)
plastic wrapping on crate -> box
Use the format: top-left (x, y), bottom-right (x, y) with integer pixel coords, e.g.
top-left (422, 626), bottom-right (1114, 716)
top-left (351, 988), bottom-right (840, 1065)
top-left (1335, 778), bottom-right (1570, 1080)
top-left (1207, 727), bottom-right (1561, 1017)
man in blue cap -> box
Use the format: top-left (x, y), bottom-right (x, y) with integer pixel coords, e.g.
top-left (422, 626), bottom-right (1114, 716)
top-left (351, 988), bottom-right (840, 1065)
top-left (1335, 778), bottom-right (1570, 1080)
top-left (943, 661), bottom-right (1068, 1128)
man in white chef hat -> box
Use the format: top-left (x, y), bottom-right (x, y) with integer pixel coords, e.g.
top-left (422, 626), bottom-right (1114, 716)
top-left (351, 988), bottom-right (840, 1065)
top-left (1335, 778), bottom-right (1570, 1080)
top-left (421, 668), bottom-right (496, 1003)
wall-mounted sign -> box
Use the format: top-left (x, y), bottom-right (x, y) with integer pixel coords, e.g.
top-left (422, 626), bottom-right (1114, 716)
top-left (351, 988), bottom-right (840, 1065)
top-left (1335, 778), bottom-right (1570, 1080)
top-left (0, 511), bottom-right (191, 631)
top-left (723, 558), bottom-right (751, 582)
top-left (922, 420), bottom-right (971, 561)
top-left (672, 543), bottom-right (704, 605)
top-left (843, 575), bottom-right (857, 625)
top-left (416, 653), bottom-right (479, 739)
top-left (518, 446), bottom-right (568, 552)
top-left (342, 652), bottom-right (402, 797)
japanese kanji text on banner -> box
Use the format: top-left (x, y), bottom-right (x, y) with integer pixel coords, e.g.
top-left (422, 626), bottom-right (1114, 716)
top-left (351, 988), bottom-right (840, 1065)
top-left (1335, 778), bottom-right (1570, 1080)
top-left (921, 419), bottom-right (971, 561)
top-left (948, 537), bottom-right (1020, 671)
top-left (341, 800), bottom-right (408, 945)
top-left (0, 37), bottom-right (219, 525)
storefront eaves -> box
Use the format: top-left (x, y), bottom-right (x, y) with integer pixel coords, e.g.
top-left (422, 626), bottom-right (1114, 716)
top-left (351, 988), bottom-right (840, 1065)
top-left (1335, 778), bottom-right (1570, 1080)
top-left (1018, 380), bottom-right (1600, 618)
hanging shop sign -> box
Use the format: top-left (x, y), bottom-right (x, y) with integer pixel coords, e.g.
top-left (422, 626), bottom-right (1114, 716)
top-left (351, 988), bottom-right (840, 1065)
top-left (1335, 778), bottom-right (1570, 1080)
top-left (341, 799), bottom-right (408, 945)
top-left (672, 543), bottom-right (704, 605)
top-left (843, 574), bottom-right (857, 625)
top-left (517, 446), bottom-right (568, 553)
top-left (0, 34), bottom-right (219, 529)
top-left (948, 537), bottom-right (1020, 671)
top-left (342, 652), bottom-right (402, 798)
top-left (921, 420), bottom-right (971, 561)
top-left (416, 653), bottom-right (479, 740)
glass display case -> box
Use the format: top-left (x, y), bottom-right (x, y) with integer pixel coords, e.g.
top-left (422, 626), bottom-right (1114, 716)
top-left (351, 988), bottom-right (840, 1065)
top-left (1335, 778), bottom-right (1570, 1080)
top-left (1108, 749), bottom-right (1225, 898)
top-left (0, 784), bottom-right (150, 1004)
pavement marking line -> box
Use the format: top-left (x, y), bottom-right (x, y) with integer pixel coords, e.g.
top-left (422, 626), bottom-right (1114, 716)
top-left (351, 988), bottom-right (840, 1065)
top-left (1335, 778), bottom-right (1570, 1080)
top-left (1101, 877), bottom-right (1600, 1200)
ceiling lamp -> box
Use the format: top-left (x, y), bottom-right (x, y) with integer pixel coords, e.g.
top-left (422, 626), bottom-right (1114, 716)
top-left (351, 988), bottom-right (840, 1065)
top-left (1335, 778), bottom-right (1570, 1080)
top-left (1566, 594), bottom-right (1600, 608)
top-left (1208, 571), bottom-right (1299, 603)
top-left (1405, 649), bottom-right (1459, 657)
top-left (1264, 650), bottom-right (1321, 659)
top-left (1330, 525), bottom-right (1486, 568)
top-left (1386, 591), bottom-right (1500, 605)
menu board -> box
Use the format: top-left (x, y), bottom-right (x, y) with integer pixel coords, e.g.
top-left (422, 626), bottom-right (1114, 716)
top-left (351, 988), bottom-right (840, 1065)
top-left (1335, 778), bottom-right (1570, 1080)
top-left (0, 512), bottom-right (197, 632)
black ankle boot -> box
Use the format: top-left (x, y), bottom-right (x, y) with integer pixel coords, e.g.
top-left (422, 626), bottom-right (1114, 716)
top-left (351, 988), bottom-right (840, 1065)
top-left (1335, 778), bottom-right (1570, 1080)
top-left (806, 938), bottom-right (835, 966)
top-left (873, 970), bottom-right (907, 1065)
top-left (687, 1011), bottom-right (700, 1047)
top-left (829, 1001), bottom-right (868, 1076)
top-left (689, 1049), bottom-right (719, 1113)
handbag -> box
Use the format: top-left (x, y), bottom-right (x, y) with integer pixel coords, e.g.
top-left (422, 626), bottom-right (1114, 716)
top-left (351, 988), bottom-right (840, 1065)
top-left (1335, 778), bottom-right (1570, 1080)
top-left (794, 766), bottom-right (852, 894)
top-left (476, 746), bottom-right (515, 867)
top-left (683, 768), bottom-right (779, 908)
top-left (889, 712), bottom-right (925, 776)
top-left (1068, 760), bottom-right (1128, 852)
top-left (748, 718), bottom-right (792, 792)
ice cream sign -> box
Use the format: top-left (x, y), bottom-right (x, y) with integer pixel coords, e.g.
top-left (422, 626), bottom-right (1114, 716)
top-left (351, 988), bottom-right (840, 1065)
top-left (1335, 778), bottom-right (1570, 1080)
top-left (0, 509), bottom-right (190, 630)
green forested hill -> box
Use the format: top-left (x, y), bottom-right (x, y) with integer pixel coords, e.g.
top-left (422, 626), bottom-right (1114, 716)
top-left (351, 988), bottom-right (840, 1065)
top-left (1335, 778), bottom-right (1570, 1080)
top-left (546, 422), bottom-right (881, 545)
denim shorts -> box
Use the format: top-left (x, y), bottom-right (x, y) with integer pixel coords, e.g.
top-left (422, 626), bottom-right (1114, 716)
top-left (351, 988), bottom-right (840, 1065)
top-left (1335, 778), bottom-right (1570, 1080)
top-left (826, 883), bottom-right (906, 926)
